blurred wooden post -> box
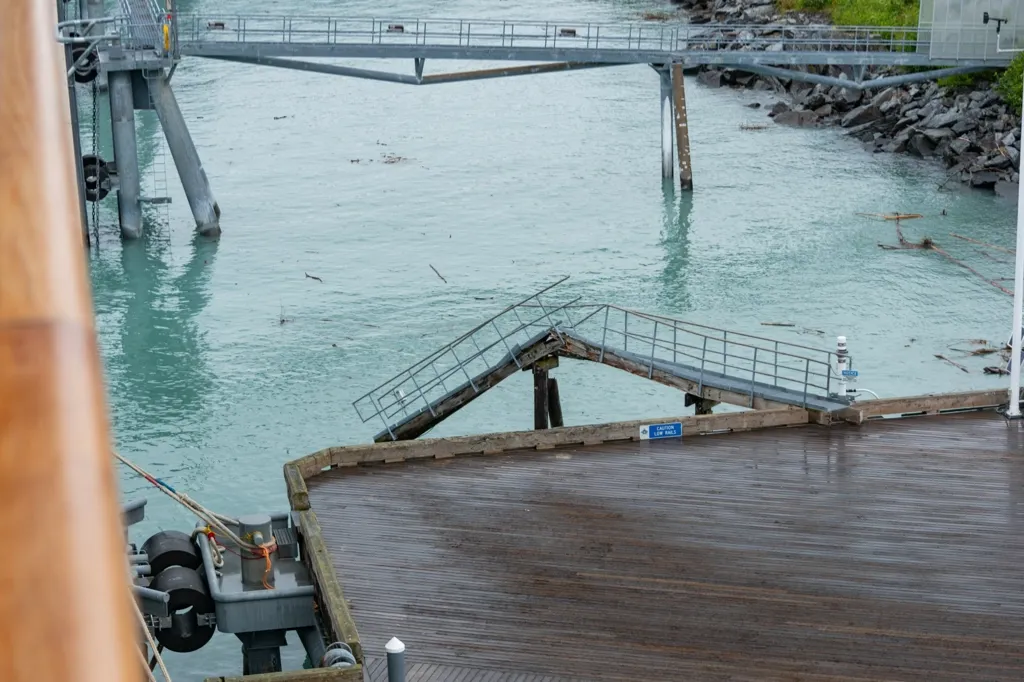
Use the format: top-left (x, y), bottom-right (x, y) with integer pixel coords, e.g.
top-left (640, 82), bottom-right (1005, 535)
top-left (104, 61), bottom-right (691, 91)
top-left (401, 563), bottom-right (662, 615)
top-left (0, 2), bottom-right (138, 681)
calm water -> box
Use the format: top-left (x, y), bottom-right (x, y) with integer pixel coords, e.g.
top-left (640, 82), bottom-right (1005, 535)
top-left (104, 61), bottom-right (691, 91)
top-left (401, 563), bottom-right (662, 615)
top-left (86, 0), bottom-right (1019, 677)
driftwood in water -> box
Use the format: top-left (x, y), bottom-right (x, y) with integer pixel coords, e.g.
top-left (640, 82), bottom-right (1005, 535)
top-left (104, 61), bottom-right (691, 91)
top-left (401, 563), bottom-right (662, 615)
top-left (879, 223), bottom-right (1011, 296)
top-left (950, 233), bottom-right (1014, 255)
top-left (935, 354), bottom-right (969, 373)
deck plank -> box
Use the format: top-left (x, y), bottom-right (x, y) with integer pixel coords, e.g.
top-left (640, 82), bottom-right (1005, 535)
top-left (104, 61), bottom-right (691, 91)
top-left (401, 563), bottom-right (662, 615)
top-left (311, 412), bottom-right (1024, 681)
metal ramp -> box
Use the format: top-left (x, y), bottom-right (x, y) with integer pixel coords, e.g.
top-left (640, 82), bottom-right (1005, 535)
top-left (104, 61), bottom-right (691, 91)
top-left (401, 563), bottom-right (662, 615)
top-left (352, 279), bottom-right (581, 442)
top-left (170, 15), bottom-right (1011, 68)
top-left (119, 0), bottom-right (163, 50)
top-left (353, 281), bottom-right (853, 441)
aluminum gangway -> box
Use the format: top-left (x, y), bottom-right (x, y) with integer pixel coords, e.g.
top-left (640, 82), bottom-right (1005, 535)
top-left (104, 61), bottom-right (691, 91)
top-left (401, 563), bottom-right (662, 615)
top-left (352, 280), bottom-right (852, 442)
top-left (111, 12), bottom-right (1014, 68)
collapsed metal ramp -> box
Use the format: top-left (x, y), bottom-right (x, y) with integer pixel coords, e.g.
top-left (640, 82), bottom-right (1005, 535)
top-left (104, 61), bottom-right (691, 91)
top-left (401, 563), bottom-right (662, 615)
top-left (352, 280), bottom-right (853, 441)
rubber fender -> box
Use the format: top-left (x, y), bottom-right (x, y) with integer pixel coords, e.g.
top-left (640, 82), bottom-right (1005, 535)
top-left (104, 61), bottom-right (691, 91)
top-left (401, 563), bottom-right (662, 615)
top-left (70, 46), bottom-right (99, 84)
top-left (81, 155), bottom-right (110, 202)
top-left (149, 565), bottom-right (216, 653)
top-left (142, 530), bottom-right (202, 578)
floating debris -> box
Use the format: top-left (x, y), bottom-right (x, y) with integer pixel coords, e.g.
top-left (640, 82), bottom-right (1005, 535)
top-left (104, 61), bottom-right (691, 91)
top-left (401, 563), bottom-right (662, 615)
top-left (429, 264), bottom-right (448, 284)
top-left (273, 115), bottom-right (290, 120)
top-left (857, 212), bottom-right (924, 221)
top-left (934, 354), bottom-right (969, 373)
top-left (760, 321), bottom-right (795, 327)
top-left (305, 272), bottom-right (323, 283)
top-left (970, 347), bottom-right (1001, 356)
top-left (950, 232), bottom-right (1014, 255)
top-left (984, 366), bottom-right (1010, 375)
top-left (381, 153), bottom-right (408, 164)
top-left (740, 122), bottom-right (770, 131)
top-left (880, 224), bottom-right (1011, 295)
top-left (968, 339), bottom-right (989, 345)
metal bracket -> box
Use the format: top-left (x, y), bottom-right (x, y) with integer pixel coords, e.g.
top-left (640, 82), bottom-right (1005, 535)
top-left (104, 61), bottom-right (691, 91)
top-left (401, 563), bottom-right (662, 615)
top-left (56, 19), bottom-right (118, 80)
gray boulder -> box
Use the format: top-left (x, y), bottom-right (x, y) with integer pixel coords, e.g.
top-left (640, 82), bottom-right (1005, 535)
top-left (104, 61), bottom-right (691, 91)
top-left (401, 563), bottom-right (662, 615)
top-left (774, 110), bottom-right (819, 126)
top-left (841, 104), bottom-right (882, 128)
top-left (908, 133), bottom-right (936, 158)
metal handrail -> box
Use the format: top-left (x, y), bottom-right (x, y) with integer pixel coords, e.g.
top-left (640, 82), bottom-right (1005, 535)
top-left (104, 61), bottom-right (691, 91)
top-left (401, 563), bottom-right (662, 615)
top-left (352, 279), bottom-right (580, 438)
top-left (168, 15), bottom-right (985, 54)
top-left (567, 305), bottom-right (845, 406)
top-left (354, 286), bottom-right (850, 437)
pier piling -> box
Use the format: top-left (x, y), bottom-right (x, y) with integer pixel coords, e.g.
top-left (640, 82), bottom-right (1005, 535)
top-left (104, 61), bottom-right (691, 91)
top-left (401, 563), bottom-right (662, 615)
top-left (547, 377), bottom-right (564, 427)
top-left (150, 73), bottom-right (222, 236)
top-left (659, 67), bottom-right (674, 179)
top-left (672, 63), bottom-right (693, 191)
top-left (533, 364), bottom-right (549, 430)
top-left (108, 71), bottom-right (143, 239)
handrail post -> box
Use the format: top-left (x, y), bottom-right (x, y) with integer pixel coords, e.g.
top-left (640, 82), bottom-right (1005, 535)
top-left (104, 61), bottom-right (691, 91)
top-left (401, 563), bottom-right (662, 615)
top-left (773, 340), bottom-right (779, 387)
top-left (1, 1), bottom-right (138, 678)
top-left (749, 348), bottom-right (758, 408)
top-left (648, 321), bottom-right (658, 378)
top-left (598, 306), bottom-right (610, 363)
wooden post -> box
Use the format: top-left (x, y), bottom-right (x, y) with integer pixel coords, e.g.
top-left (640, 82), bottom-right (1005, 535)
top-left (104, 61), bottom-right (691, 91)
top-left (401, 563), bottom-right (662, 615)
top-left (1, 2), bottom-right (138, 681)
top-left (547, 378), bottom-right (564, 428)
top-left (685, 393), bottom-right (719, 415)
top-left (533, 365), bottom-right (549, 430)
top-left (671, 62), bottom-right (693, 191)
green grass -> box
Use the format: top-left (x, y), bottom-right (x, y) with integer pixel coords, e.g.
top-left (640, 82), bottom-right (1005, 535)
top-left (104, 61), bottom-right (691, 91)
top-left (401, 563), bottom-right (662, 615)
top-left (996, 52), bottom-right (1024, 114)
top-left (937, 70), bottom-right (1000, 89)
top-left (776, 0), bottom-right (919, 27)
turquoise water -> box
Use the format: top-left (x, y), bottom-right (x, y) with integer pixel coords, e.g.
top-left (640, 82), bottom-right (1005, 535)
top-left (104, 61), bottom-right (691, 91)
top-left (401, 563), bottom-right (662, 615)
top-left (85, 0), bottom-right (1019, 677)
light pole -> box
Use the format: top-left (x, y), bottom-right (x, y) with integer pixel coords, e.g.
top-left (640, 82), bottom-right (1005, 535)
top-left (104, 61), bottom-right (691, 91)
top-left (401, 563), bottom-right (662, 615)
top-left (986, 12), bottom-right (1024, 417)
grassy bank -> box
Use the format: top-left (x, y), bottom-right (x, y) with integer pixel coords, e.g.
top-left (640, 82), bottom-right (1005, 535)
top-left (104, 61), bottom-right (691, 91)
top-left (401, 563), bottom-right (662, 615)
top-left (776, 0), bottom-right (919, 27)
top-left (774, 0), bottom-right (1021, 112)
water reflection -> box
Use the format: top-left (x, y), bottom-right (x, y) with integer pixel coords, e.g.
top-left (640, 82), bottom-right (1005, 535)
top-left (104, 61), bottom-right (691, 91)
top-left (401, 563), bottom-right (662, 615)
top-left (657, 180), bottom-right (692, 312)
top-left (94, 235), bottom-right (218, 446)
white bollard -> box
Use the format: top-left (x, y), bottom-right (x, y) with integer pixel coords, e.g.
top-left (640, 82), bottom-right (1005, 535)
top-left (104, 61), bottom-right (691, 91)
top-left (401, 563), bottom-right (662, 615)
top-left (836, 336), bottom-right (849, 398)
top-left (385, 637), bottom-right (406, 682)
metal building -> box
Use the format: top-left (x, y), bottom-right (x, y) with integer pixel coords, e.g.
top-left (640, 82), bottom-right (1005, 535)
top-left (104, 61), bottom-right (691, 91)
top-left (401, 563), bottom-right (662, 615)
top-left (920, 0), bottom-right (1024, 60)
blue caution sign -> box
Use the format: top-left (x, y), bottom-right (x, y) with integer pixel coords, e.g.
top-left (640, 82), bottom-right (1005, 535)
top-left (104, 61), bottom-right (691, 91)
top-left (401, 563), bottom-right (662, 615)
top-left (639, 422), bottom-right (683, 440)
top-left (842, 369), bottom-right (859, 377)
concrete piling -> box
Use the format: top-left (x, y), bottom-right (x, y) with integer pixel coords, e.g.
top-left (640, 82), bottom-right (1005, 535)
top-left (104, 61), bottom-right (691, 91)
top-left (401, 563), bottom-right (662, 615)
top-left (659, 67), bottom-right (674, 179)
top-left (150, 73), bottom-right (222, 236)
top-left (108, 71), bottom-right (143, 239)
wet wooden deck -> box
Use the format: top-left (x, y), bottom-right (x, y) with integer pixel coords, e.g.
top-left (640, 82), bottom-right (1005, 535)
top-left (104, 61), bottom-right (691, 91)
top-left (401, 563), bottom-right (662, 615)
top-left (308, 412), bottom-right (1024, 681)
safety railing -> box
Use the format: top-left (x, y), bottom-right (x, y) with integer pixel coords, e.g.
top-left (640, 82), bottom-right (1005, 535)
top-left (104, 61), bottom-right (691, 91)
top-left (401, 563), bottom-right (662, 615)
top-left (352, 278), bottom-right (581, 439)
top-left (166, 15), bottom-right (1016, 61)
top-left (118, 0), bottom-right (164, 49)
top-left (565, 305), bottom-right (847, 408)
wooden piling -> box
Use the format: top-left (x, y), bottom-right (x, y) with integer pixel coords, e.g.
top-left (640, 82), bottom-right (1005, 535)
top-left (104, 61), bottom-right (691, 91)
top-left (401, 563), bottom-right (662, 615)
top-left (1, 1), bottom-right (138, 680)
top-left (533, 365), bottom-right (549, 430)
top-left (686, 393), bottom-right (718, 415)
top-left (547, 378), bottom-right (564, 428)
top-left (671, 62), bottom-right (693, 191)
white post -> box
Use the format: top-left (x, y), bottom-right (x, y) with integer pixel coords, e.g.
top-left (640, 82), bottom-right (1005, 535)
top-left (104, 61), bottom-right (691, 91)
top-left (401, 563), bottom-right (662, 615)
top-left (660, 68), bottom-right (674, 179)
top-left (836, 335), bottom-right (849, 398)
top-left (385, 637), bottom-right (406, 682)
top-left (1008, 86), bottom-right (1024, 416)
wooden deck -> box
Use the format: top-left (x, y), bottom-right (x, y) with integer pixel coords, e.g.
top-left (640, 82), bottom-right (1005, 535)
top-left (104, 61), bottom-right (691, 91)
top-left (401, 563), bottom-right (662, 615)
top-left (306, 411), bottom-right (1024, 681)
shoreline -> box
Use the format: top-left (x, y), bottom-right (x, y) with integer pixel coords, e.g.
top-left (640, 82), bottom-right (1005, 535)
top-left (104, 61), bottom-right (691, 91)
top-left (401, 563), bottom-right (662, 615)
top-left (665, 0), bottom-right (1021, 199)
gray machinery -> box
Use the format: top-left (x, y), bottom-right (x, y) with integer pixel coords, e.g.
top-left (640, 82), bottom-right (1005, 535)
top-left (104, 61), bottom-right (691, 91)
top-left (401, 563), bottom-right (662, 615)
top-left (124, 500), bottom-right (357, 675)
